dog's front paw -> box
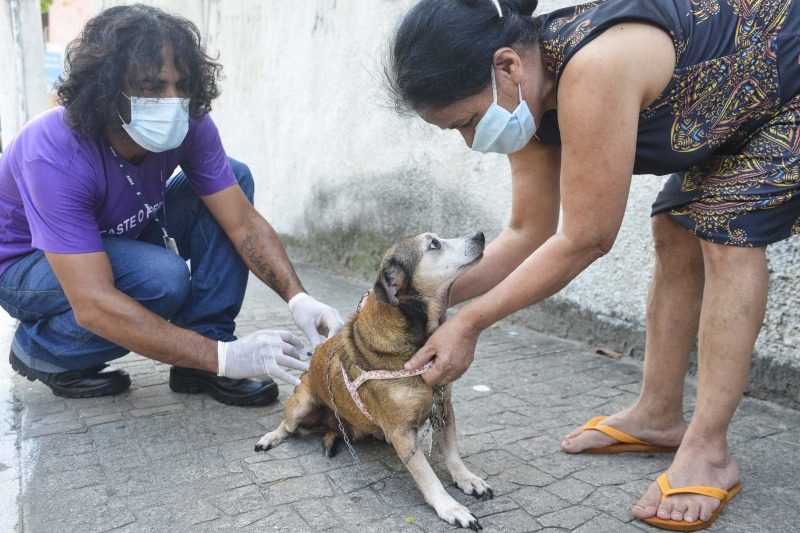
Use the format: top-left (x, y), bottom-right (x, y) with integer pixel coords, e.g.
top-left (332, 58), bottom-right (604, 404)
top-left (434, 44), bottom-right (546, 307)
top-left (454, 474), bottom-right (494, 501)
top-left (437, 501), bottom-right (482, 531)
top-left (254, 430), bottom-right (283, 452)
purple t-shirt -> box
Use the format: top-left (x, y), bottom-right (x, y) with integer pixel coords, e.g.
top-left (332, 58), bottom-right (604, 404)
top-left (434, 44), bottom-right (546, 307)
top-left (0, 107), bottom-right (236, 275)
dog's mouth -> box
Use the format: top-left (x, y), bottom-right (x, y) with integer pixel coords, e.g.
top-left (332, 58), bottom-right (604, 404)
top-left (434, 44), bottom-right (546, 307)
top-left (458, 252), bottom-right (484, 270)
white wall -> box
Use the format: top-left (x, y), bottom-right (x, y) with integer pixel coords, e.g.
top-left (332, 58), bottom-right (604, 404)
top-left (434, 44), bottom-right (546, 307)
top-left (0, 0), bottom-right (47, 149)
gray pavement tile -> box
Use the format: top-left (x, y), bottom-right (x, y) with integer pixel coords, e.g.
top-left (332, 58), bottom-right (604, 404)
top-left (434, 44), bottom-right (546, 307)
top-left (292, 498), bottom-right (342, 531)
top-left (264, 472), bottom-right (335, 505)
top-left (479, 508), bottom-right (543, 532)
top-left (10, 264), bottom-right (800, 532)
top-left (206, 484), bottom-right (268, 515)
top-left (133, 499), bottom-right (222, 529)
top-left (573, 514), bottom-right (644, 533)
top-left (499, 463), bottom-right (558, 488)
top-left (246, 456), bottom-right (304, 483)
top-left (538, 505), bottom-right (598, 529)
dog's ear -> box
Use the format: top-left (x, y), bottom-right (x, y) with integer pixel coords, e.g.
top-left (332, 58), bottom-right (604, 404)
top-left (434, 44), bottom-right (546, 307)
top-left (374, 259), bottom-right (406, 306)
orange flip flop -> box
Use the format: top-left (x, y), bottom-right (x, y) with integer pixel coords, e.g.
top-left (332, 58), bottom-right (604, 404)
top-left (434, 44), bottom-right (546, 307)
top-left (577, 416), bottom-right (679, 454)
top-left (642, 473), bottom-right (742, 531)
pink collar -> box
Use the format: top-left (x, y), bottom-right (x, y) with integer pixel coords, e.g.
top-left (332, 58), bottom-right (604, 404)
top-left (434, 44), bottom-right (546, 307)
top-left (341, 361), bottom-right (433, 422)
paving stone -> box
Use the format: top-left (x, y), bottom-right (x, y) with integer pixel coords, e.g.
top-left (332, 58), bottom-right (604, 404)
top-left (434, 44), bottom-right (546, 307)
top-left (573, 514), bottom-right (644, 533)
top-left (292, 498), bottom-right (342, 530)
top-left (264, 472), bottom-right (334, 504)
top-left (538, 505), bottom-right (598, 529)
top-left (133, 498), bottom-right (221, 529)
top-left (545, 477), bottom-right (596, 504)
top-left (246, 457), bottom-right (304, 483)
top-left (479, 508), bottom-right (542, 532)
top-left (500, 463), bottom-right (558, 488)
top-left (511, 486), bottom-right (571, 516)
top-left (207, 484), bottom-right (267, 515)
top-left (326, 460), bottom-right (393, 493)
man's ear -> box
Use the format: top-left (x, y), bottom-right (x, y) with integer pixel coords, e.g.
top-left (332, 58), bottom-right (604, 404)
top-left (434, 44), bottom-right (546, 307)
top-left (375, 260), bottom-right (405, 306)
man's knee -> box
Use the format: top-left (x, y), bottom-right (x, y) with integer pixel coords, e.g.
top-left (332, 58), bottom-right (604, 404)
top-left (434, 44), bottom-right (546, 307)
top-left (228, 158), bottom-right (254, 204)
top-left (136, 253), bottom-right (191, 317)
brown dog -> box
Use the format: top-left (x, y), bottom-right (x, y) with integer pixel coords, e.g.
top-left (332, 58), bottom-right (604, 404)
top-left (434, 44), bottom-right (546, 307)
top-left (255, 232), bottom-right (492, 529)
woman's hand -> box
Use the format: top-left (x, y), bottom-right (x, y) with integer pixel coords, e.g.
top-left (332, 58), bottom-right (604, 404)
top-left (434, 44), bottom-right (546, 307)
top-left (404, 314), bottom-right (481, 385)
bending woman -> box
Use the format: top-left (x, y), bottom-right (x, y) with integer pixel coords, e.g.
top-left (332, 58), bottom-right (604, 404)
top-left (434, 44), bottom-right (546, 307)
top-left (388, 0), bottom-right (800, 530)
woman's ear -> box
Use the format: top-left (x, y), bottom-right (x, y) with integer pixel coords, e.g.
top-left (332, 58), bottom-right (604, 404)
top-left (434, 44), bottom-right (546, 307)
top-left (492, 47), bottom-right (524, 84)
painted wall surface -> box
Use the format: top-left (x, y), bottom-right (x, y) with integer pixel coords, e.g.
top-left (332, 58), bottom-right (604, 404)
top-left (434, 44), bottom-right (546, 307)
top-left (85, 0), bottom-right (799, 404)
top-left (0, 0), bottom-right (47, 149)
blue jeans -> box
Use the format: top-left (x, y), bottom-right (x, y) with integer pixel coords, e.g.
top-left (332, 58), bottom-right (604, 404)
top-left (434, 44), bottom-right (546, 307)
top-left (0, 158), bottom-right (253, 373)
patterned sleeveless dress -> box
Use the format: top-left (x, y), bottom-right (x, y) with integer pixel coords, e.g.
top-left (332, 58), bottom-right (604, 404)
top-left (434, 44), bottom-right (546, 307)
top-left (533, 0), bottom-right (800, 246)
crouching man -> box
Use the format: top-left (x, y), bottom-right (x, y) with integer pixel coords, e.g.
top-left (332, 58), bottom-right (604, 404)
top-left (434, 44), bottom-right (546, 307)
top-left (0, 4), bottom-right (341, 404)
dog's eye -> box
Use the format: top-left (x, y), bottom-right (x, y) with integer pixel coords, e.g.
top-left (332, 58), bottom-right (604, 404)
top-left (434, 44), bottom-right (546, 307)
top-left (428, 239), bottom-right (441, 250)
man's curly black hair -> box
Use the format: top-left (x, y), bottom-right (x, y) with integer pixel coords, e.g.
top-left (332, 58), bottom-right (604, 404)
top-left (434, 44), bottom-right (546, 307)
top-left (56, 3), bottom-right (222, 139)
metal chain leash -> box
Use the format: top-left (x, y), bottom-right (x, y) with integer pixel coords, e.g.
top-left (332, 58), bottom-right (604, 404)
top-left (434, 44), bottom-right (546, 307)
top-left (326, 347), bottom-right (362, 465)
top-left (401, 385), bottom-right (447, 466)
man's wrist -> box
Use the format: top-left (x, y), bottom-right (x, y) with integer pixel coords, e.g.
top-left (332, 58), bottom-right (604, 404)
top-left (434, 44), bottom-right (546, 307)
top-left (287, 292), bottom-right (309, 311)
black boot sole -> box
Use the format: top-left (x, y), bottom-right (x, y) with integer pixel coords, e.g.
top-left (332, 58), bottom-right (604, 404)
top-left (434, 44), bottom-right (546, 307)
top-left (170, 369), bottom-right (279, 407)
top-left (10, 351), bottom-right (131, 399)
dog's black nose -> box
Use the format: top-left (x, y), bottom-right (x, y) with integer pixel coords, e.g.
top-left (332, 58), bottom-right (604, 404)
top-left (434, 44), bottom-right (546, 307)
top-left (472, 231), bottom-right (485, 244)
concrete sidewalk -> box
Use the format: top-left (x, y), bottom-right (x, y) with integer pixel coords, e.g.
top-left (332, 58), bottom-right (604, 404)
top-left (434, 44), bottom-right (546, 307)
top-left (5, 264), bottom-right (800, 532)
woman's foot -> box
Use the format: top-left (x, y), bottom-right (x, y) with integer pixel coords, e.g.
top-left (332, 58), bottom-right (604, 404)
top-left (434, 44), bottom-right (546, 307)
top-left (561, 405), bottom-right (687, 453)
top-left (632, 435), bottom-right (741, 525)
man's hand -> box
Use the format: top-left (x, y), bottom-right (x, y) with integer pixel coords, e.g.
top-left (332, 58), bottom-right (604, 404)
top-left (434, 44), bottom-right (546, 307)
top-left (218, 330), bottom-right (308, 385)
top-left (404, 314), bottom-right (480, 385)
top-left (288, 292), bottom-right (344, 346)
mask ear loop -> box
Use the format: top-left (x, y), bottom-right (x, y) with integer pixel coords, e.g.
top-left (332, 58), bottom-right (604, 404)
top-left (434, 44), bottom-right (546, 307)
top-left (492, 67), bottom-right (524, 105)
top-left (490, 0), bottom-right (503, 18)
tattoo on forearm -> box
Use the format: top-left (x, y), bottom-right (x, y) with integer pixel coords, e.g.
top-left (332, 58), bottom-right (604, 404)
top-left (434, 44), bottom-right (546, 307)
top-left (241, 234), bottom-right (279, 288)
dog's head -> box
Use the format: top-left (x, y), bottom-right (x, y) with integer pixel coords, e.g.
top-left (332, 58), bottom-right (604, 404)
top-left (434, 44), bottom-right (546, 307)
top-left (372, 231), bottom-right (485, 335)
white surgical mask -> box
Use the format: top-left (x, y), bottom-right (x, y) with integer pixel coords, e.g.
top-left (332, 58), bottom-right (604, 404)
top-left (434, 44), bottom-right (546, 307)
top-left (119, 92), bottom-right (190, 153)
top-left (471, 68), bottom-right (537, 154)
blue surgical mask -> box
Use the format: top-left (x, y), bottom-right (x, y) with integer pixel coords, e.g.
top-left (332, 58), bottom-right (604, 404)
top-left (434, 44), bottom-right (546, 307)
top-left (471, 69), bottom-right (536, 154)
top-left (119, 92), bottom-right (190, 153)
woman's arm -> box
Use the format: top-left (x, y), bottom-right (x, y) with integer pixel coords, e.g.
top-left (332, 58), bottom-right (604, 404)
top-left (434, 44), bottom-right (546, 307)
top-left (448, 141), bottom-right (561, 306)
top-left (410, 22), bottom-right (676, 384)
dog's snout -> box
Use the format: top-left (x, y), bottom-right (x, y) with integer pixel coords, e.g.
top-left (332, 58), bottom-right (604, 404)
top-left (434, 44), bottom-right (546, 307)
top-left (472, 232), bottom-right (485, 245)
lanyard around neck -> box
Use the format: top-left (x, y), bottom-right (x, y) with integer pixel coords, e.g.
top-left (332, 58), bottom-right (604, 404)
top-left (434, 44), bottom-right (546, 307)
top-left (107, 143), bottom-right (178, 254)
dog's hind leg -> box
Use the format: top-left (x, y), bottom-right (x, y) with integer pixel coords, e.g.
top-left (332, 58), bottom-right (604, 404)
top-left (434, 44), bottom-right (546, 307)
top-left (388, 427), bottom-right (482, 531)
top-left (321, 431), bottom-right (341, 458)
top-left (437, 397), bottom-right (494, 501)
top-left (255, 383), bottom-right (319, 452)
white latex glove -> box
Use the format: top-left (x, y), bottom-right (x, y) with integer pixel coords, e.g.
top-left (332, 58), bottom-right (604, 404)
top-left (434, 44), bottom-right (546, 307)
top-left (288, 292), bottom-right (344, 346)
top-left (217, 330), bottom-right (308, 385)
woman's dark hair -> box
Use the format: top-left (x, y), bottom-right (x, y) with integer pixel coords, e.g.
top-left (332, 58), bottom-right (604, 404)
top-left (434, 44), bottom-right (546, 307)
top-left (387, 0), bottom-right (540, 113)
top-left (57, 3), bottom-right (222, 138)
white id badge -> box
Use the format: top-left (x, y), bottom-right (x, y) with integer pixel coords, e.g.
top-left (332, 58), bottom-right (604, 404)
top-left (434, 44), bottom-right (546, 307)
top-left (163, 236), bottom-right (179, 255)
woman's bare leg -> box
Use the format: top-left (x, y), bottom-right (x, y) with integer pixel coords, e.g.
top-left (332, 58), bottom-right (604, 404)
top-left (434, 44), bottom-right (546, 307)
top-left (632, 239), bottom-right (767, 524)
top-left (562, 214), bottom-right (701, 452)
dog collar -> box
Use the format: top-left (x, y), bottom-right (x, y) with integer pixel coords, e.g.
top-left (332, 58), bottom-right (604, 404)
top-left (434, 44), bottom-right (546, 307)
top-left (341, 361), bottom-right (434, 422)
top-left (356, 290), bottom-right (372, 313)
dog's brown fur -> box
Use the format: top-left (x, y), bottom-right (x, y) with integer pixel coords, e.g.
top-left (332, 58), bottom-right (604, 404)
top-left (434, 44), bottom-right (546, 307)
top-left (256, 232), bottom-right (491, 529)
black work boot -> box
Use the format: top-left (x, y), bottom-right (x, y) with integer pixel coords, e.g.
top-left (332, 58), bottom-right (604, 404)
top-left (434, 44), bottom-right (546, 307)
top-left (169, 366), bottom-right (279, 406)
top-left (10, 350), bottom-right (131, 398)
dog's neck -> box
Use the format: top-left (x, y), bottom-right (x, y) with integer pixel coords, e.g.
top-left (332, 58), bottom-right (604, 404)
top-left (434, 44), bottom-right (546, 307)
top-left (344, 293), bottom-right (423, 363)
